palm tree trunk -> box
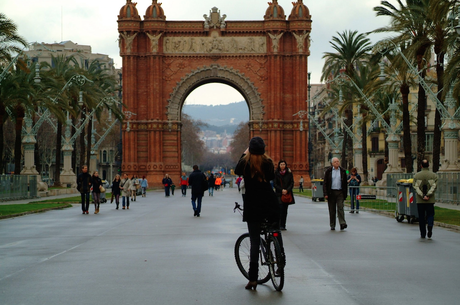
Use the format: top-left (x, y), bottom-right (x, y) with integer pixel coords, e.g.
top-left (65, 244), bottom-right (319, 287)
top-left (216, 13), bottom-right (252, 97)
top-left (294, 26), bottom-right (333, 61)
top-left (0, 105), bottom-right (5, 175)
top-left (14, 106), bottom-right (25, 175)
top-left (416, 51), bottom-right (428, 170)
top-left (54, 121), bottom-right (62, 186)
top-left (361, 120), bottom-right (368, 182)
top-left (71, 117), bottom-right (77, 171)
top-left (401, 83), bottom-right (413, 173)
top-left (433, 51), bottom-right (445, 172)
top-left (87, 116), bottom-right (92, 172)
top-left (347, 105), bottom-right (354, 170)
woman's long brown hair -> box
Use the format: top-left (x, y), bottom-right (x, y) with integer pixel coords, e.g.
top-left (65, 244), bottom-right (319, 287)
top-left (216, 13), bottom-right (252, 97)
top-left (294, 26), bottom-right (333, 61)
top-left (243, 153), bottom-right (272, 182)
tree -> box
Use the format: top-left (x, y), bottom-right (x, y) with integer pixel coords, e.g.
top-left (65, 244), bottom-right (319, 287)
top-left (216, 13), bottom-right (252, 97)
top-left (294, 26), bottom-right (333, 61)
top-left (230, 121), bottom-right (249, 163)
top-left (181, 113), bottom-right (207, 166)
top-left (321, 30), bottom-right (373, 169)
top-left (42, 54), bottom-right (78, 185)
top-left (0, 13), bottom-right (27, 64)
top-left (374, 0), bottom-right (432, 170)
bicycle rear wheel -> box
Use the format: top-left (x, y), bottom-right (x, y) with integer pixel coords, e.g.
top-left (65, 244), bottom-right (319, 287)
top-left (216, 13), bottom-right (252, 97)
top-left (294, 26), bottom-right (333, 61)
top-left (234, 233), bottom-right (270, 284)
top-left (267, 235), bottom-right (285, 291)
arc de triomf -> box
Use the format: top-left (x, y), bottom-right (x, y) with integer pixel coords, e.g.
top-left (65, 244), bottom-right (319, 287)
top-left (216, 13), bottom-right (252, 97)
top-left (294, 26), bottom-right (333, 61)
top-left (118, 0), bottom-right (312, 186)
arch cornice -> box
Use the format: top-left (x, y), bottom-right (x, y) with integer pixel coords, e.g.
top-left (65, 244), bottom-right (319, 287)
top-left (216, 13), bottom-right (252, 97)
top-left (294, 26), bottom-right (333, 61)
top-left (166, 64), bottom-right (265, 122)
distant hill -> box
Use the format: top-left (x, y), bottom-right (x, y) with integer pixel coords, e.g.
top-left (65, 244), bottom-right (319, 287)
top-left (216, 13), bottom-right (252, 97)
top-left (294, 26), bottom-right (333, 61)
top-left (182, 102), bottom-right (249, 128)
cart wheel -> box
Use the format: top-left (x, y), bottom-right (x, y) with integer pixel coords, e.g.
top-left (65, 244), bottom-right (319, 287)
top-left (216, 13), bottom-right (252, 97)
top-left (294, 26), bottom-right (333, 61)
top-left (395, 213), bottom-right (404, 222)
top-left (407, 216), bottom-right (414, 224)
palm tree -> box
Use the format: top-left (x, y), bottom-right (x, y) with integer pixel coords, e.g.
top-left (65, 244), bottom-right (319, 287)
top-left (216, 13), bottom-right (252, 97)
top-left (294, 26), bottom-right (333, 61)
top-left (73, 59), bottom-right (119, 172)
top-left (321, 30), bottom-right (373, 170)
top-left (373, 44), bottom-right (418, 173)
top-left (42, 54), bottom-right (78, 185)
top-left (0, 13), bottom-right (28, 64)
top-left (426, 0), bottom-right (459, 171)
top-left (374, 0), bottom-right (432, 170)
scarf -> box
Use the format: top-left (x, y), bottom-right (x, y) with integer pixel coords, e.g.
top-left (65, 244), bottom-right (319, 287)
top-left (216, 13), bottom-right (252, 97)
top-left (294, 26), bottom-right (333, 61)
top-left (280, 170), bottom-right (286, 176)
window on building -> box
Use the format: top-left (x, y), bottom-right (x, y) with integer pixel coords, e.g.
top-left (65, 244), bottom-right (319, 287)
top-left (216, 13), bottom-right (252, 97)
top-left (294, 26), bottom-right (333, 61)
top-left (411, 133), bottom-right (434, 153)
top-left (109, 150), bottom-right (114, 163)
top-left (371, 137), bottom-right (379, 152)
top-left (103, 150), bottom-right (107, 163)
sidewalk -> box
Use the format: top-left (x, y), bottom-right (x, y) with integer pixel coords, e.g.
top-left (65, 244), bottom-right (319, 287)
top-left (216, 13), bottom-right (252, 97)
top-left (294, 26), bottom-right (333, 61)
top-left (0, 193), bottom-right (82, 205)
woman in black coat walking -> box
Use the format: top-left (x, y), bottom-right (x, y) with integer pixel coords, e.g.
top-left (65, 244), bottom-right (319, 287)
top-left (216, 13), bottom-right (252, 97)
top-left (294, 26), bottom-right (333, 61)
top-left (273, 160), bottom-right (295, 230)
top-left (235, 137), bottom-right (282, 290)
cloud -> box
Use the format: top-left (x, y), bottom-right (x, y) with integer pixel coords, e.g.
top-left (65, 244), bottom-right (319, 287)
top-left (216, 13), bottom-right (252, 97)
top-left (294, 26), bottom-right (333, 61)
top-left (1, 0), bottom-right (394, 103)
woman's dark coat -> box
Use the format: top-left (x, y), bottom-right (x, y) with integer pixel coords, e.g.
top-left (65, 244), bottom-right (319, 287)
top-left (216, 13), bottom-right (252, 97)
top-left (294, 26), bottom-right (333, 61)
top-left (234, 154), bottom-right (279, 223)
top-left (273, 168), bottom-right (296, 205)
top-left (91, 176), bottom-right (103, 194)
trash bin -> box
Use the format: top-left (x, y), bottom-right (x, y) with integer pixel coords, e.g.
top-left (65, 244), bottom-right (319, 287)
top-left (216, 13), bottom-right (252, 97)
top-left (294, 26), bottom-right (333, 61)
top-left (311, 179), bottom-right (324, 202)
top-left (395, 179), bottom-right (419, 224)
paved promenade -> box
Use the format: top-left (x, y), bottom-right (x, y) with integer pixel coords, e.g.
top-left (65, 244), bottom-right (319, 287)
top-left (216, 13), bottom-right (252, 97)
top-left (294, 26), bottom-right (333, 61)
top-left (1, 188), bottom-right (459, 305)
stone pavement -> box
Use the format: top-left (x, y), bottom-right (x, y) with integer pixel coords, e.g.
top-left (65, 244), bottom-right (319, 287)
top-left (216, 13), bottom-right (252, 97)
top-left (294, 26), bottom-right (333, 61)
top-left (1, 188), bottom-right (460, 305)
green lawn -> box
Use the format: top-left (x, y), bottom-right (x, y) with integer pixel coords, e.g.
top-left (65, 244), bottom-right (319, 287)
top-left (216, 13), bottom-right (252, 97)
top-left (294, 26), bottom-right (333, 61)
top-left (0, 203), bottom-right (72, 218)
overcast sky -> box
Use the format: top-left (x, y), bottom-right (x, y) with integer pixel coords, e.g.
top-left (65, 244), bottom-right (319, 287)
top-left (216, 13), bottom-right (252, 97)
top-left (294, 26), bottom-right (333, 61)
top-left (1, 0), bottom-right (391, 105)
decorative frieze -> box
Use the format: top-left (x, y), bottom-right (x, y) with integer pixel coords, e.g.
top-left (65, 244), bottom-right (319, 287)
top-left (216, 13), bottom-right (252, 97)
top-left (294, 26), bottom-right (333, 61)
top-left (163, 33), bottom-right (266, 54)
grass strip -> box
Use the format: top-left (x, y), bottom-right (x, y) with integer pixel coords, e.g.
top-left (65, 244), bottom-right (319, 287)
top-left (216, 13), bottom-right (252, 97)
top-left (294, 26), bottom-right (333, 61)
top-left (0, 203), bottom-right (72, 219)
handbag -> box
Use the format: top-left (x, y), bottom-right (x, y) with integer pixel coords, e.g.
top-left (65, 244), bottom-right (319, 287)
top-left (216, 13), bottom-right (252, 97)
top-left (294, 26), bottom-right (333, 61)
top-left (99, 186), bottom-right (106, 193)
top-left (281, 192), bottom-right (293, 203)
top-left (280, 177), bottom-right (293, 203)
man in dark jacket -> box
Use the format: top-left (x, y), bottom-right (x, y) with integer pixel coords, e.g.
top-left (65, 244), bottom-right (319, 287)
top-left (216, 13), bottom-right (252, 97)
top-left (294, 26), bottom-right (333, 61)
top-left (77, 165), bottom-right (92, 214)
top-left (323, 157), bottom-right (348, 230)
top-left (188, 165), bottom-right (207, 217)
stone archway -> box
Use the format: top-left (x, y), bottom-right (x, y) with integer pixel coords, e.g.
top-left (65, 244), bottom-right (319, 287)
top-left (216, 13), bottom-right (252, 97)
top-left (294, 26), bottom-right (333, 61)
top-left (167, 65), bottom-right (264, 123)
top-left (118, 1), bottom-right (312, 186)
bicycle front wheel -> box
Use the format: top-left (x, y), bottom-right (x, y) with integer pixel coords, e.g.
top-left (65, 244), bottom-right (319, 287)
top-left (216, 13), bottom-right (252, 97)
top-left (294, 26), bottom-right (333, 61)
top-left (267, 235), bottom-right (285, 291)
top-left (234, 233), bottom-right (270, 284)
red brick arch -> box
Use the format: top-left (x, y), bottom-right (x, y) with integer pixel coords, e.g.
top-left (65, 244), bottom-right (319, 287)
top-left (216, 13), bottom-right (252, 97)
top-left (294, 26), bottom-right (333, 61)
top-left (118, 1), bottom-right (312, 186)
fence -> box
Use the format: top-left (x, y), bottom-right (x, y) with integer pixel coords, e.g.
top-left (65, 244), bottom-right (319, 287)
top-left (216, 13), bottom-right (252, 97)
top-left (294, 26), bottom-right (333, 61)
top-left (0, 175), bottom-right (38, 202)
top-left (388, 172), bottom-right (460, 205)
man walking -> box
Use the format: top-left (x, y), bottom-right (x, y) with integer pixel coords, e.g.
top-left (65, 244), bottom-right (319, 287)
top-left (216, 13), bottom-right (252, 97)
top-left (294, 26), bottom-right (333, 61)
top-left (413, 159), bottom-right (438, 239)
top-left (77, 165), bottom-right (92, 214)
top-left (323, 157), bottom-right (348, 231)
top-left (188, 165), bottom-right (207, 217)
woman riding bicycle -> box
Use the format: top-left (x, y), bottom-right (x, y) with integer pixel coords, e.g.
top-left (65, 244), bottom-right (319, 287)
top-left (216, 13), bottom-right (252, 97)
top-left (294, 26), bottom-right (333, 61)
top-left (235, 136), bottom-right (283, 290)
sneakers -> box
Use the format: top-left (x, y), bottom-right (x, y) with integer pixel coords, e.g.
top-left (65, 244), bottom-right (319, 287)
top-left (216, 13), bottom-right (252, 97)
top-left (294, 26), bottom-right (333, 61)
top-left (340, 224), bottom-right (348, 230)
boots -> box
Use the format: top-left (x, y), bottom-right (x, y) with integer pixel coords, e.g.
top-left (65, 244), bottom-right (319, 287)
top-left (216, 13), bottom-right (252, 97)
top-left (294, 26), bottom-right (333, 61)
top-left (427, 226), bottom-right (433, 238)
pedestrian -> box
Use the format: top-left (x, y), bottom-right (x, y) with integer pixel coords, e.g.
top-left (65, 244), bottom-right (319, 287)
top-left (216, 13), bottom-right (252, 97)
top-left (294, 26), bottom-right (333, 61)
top-left (240, 177), bottom-right (246, 203)
top-left (171, 183), bottom-right (176, 195)
top-left (130, 175), bottom-right (138, 201)
top-left (162, 174), bottom-right (173, 197)
top-left (120, 173), bottom-right (131, 209)
top-left (274, 160), bottom-right (295, 231)
top-left (140, 176), bottom-right (148, 197)
top-left (234, 136), bottom-right (283, 290)
top-left (77, 165), bottom-right (92, 215)
top-left (91, 171), bottom-right (103, 214)
top-left (188, 165), bottom-right (207, 217)
top-left (236, 176), bottom-right (242, 192)
top-left (413, 159), bottom-right (438, 239)
top-left (299, 176), bottom-right (304, 192)
top-left (180, 172), bottom-right (188, 197)
top-left (215, 176), bottom-right (221, 191)
top-left (347, 167), bottom-right (362, 214)
top-left (208, 173), bottom-right (215, 196)
top-left (323, 157), bottom-right (348, 231)
top-left (112, 174), bottom-right (121, 209)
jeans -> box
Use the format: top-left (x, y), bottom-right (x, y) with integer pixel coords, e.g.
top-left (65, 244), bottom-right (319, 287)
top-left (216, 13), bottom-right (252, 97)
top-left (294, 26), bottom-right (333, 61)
top-left (191, 194), bottom-right (203, 214)
top-left (181, 185), bottom-right (187, 196)
top-left (349, 187), bottom-right (360, 211)
top-left (208, 186), bottom-right (214, 196)
top-left (299, 183), bottom-right (304, 192)
top-left (417, 204), bottom-right (435, 237)
top-left (81, 192), bottom-right (90, 212)
top-left (122, 196), bottom-right (130, 207)
top-left (164, 186), bottom-right (170, 196)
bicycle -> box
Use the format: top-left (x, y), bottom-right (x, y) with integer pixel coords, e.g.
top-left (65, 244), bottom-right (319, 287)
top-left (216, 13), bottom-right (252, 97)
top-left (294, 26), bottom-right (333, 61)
top-left (233, 202), bottom-right (285, 291)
